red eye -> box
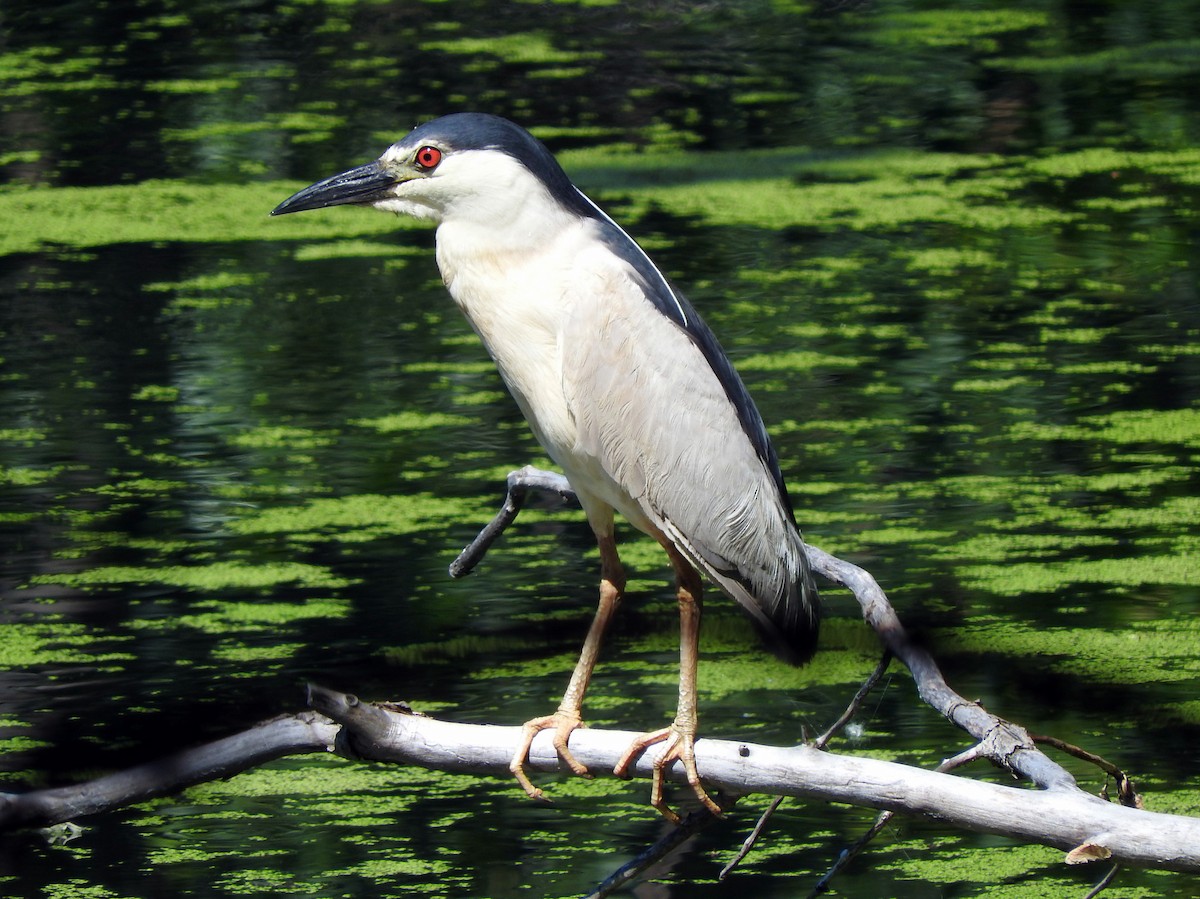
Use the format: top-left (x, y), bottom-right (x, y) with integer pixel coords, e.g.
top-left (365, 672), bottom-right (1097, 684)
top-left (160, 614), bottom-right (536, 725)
top-left (415, 146), bottom-right (442, 170)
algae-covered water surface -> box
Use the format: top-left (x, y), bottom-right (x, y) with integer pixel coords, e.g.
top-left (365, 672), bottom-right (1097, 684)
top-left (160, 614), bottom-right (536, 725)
top-left (1, 2), bottom-right (1198, 897)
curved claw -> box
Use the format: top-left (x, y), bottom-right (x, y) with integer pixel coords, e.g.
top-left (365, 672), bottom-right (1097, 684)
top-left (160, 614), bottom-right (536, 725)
top-left (614, 724), bottom-right (721, 823)
top-left (510, 711), bottom-right (590, 802)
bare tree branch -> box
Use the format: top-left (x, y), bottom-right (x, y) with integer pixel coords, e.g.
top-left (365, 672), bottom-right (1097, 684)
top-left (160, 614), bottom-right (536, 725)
top-left (0, 712), bottom-right (338, 831)
top-left (720, 651), bottom-right (896, 882)
top-left (300, 690), bottom-right (1200, 874)
top-left (6, 690), bottom-right (1197, 877)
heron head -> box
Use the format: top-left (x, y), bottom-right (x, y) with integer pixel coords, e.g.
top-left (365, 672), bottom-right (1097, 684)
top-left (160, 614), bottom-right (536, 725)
top-left (271, 113), bottom-right (590, 228)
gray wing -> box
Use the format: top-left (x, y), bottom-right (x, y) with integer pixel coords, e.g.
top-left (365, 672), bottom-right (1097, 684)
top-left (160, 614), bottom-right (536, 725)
top-left (560, 237), bottom-right (819, 662)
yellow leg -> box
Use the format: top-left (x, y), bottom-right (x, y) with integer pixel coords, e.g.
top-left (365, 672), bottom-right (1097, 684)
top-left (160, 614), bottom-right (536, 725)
top-left (614, 547), bottom-right (721, 823)
top-left (510, 531), bottom-right (625, 801)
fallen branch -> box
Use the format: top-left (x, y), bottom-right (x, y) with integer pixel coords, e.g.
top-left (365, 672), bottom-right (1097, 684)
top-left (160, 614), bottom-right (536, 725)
top-left (304, 690), bottom-right (1200, 874)
top-left (6, 689), bottom-right (1196, 876)
top-left (0, 712), bottom-right (338, 831)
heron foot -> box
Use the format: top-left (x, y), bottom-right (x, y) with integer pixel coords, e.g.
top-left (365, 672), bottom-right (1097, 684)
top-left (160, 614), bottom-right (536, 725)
top-left (613, 723), bottom-right (721, 823)
top-left (509, 710), bottom-right (590, 802)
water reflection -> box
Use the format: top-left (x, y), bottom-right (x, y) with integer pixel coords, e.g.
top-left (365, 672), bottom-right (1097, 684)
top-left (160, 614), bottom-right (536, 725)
top-left (2, 1), bottom-right (1199, 897)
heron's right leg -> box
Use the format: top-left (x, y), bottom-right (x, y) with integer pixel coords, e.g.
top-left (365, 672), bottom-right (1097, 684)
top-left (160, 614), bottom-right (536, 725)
top-left (510, 530), bottom-right (626, 801)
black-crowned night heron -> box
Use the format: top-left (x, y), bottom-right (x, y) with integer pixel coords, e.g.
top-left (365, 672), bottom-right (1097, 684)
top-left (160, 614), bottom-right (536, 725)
top-left (272, 113), bottom-right (819, 821)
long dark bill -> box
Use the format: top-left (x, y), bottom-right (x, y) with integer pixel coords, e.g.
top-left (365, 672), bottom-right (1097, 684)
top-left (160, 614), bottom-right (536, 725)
top-left (271, 161), bottom-right (394, 216)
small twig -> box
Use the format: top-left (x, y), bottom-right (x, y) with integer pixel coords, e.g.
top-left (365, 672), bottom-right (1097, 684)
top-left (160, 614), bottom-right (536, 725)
top-left (808, 742), bottom-right (988, 895)
top-left (814, 651), bottom-right (893, 750)
top-left (1030, 733), bottom-right (1141, 808)
top-left (449, 466), bottom-right (577, 577)
top-left (721, 651), bottom-right (894, 881)
top-left (1082, 862), bottom-right (1121, 899)
top-left (583, 796), bottom-right (739, 899)
top-left (720, 795), bottom-right (784, 882)
top-left (808, 810), bottom-right (894, 897)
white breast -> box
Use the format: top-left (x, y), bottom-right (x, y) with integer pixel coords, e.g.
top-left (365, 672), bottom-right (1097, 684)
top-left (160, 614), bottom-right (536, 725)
top-left (435, 214), bottom-right (592, 465)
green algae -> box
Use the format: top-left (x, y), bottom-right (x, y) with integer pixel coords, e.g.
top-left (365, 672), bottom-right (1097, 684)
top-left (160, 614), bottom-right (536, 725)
top-left (382, 633), bottom-right (536, 667)
top-left (0, 621), bottom-right (133, 669)
top-left (293, 240), bottom-right (414, 260)
top-left (226, 425), bottom-right (338, 451)
top-left (0, 465), bottom-right (59, 488)
top-left (876, 842), bottom-right (1097, 898)
top-left (420, 33), bottom-right (594, 66)
top-left (870, 9), bottom-right (1049, 50)
top-left (133, 598), bottom-right (351, 635)
top-left (959, 553), bottom-right (1198, 596)
top-left (30, 561), bottom-right (353, 592)
top-left (1008, 408), bottom-right (1200, 448)
top-left (945, 617), bottom-right (1200, 686)
top-left (351, 411), bottom-right (474, 432)
top-left (1, 142), bottom-right (1192, 260)
top-left (227, 493), bottom-right (459, 542)
top-left (0, 181), bottom-right (409, 256)
top-left (38, 883), bottom-right (135, 899)
top-left (738, 349), bottom-right (859, 372)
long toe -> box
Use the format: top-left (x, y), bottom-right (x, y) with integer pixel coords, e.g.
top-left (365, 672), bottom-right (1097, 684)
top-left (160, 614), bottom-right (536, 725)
top-left (615, 725), bottom-right (721, 821)
top-left (510, 711), bottom-right (589, 801)
top-left (612, 725), bottom-right (671, 778)
top-left (657, 729), bottom-right (721, 819)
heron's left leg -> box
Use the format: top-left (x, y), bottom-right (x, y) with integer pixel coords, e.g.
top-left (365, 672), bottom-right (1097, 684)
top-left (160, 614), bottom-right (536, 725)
top-left (614, 548), bottom-right (721, 823)
top-left (510, 530), bottom-right (625, 801)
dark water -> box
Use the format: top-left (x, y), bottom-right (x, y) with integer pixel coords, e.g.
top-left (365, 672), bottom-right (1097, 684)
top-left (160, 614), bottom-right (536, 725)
top-left (1, 2), bottom-right (1199, 897)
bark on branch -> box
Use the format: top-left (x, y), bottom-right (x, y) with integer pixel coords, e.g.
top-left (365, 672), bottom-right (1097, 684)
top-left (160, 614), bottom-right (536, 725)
top-left (303, 688), bottom-right (1200, 875)
top-left (5, 690), bottom-right (1197, 878)
top-left (0, 713), bottom-right (338, 831)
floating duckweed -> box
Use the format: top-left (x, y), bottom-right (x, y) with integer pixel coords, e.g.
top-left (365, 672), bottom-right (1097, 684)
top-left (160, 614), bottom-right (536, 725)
top-left (871, 8), bottom-right (1049, 49)
top-left (878, 840), bottom-right (1059, 885)
top-left (421, 33), bottom-right (593, 66)
top-left (30, 562), bottom-right (353, 591)
top-left (951, 376), bottom-right (1033, 392)
top-left (228, 493), bottom-right (456, 542)
top-left (144, 77), bottom-right (241, 94)
top-left (211, 642), bottom-right (304, 663)
top-left (351, 411), bottom-right (474, 432)
top-left (902, 247), bottom-right (1001, 274)
top-left (227, 426), bottom-right (338, 450)
top-left (0, 621), bottom-right (133, 668)
top-left (144, 272), bottom-right (261, 293)
top-left (737, 350), bottom-right (857, 371)
top-left (0, 466), bottom-right (57, 487)
top-left (0, 428), bottom-right (46, 445)
top-left (293, 240), bottom-right (411, 260)
top-left (1039, 326), bottom-right (1118, 344)
top-left (131, 384), bottom-right (180, 402)
top-left (0, 181), bottom-right (412, 256)
top-left (1083, 408), bottom-right (1200, 447)
top-left (136, 598), bottom-right (352, 634)
top-left (382, 633), bottom-right (536, 666)
top-left (946, 618), bottom-right (1200, 685)
top-left (959, 553), bottom-right (1198, 595)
